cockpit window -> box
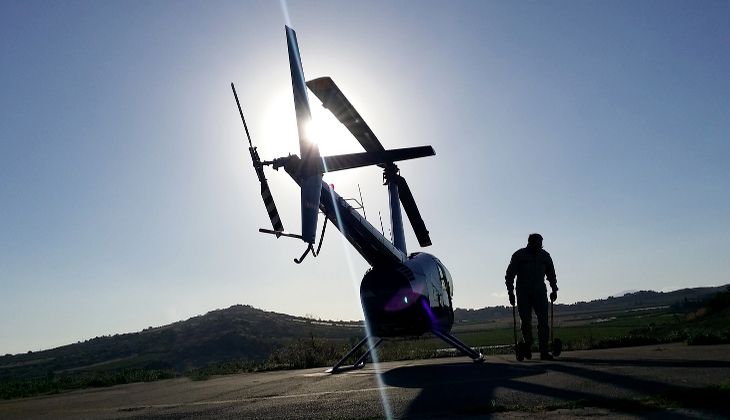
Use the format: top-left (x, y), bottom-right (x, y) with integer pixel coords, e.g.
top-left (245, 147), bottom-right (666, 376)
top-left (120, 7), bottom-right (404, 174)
top-left (436, 261), bottom-right (452, 298)
top-left (435, 261), bottom-right (452, 299)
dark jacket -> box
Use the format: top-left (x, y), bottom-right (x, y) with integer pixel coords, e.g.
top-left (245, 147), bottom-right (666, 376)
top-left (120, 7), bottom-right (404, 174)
top-left (505, 247), bottom-right (557, 293)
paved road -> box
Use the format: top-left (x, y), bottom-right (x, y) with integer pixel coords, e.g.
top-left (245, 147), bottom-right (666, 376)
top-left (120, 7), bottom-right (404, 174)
top-left (2, 343), bottom-right (729, 419)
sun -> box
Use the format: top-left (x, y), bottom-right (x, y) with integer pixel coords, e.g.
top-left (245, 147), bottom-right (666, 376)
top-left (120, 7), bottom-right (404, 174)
top-left (260, 89), bottom-right (363, 190)
top-left (307, 103), bottom-right (356, 156)
top-left (261, 89), bottom-right (357, 158)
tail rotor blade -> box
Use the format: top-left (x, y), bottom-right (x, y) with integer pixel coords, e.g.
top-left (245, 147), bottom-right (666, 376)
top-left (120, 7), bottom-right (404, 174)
top-left (260, 181), bottom-right (284, 232)
top-left (231, 82), bottom-right (285, 233)
top-left (395, 175), bottom-right (432, 247)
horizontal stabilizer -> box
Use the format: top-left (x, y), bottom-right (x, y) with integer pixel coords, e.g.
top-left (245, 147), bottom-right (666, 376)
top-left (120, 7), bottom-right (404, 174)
top-left (322, 146), bottom-right (435, 172)
top-left (259, 228), bottom-right (303, 240)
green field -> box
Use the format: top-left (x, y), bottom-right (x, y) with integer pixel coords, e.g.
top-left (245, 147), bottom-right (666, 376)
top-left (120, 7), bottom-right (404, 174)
top-left (376, 308), bottom-right (676, 355)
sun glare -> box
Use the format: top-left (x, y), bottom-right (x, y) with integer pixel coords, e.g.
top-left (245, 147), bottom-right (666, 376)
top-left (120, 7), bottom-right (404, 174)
top-left (260, 89), bottom-right (362, 190)
top-left (308, 107), bottom-right (353, 155)
top-left (262, 89), bottom-right (358, 158)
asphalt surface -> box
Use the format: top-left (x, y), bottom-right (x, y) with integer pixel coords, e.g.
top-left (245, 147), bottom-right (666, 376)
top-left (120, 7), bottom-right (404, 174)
top-left (2, 343), bottom-right (729, 419)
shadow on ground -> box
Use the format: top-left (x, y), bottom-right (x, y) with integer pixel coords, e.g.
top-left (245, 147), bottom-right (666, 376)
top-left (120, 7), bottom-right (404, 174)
top-left (381, 357), bottom-right (730, 418)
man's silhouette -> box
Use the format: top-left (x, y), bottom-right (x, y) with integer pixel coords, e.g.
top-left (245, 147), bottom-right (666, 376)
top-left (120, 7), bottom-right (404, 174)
top-left (505, 233), bottom-right (558, 360)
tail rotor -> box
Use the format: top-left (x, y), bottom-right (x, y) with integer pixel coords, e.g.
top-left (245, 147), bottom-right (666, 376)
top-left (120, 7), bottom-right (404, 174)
top-left (231, 83), bottom-right (285, 234)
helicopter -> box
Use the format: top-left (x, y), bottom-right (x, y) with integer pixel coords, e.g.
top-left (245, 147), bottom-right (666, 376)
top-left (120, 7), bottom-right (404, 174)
top-left (232, 26), bottom-right (483, 373)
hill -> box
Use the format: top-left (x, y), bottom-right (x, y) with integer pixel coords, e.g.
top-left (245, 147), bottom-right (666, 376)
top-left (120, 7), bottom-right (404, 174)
top-left (1, 284), bottom-right (727, 385)
top-left (0, 305), bottom-right (363, 382)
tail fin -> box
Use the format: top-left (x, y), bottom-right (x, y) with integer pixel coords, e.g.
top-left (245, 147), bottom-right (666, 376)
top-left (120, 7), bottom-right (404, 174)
top-left (286, 26), bottom-right (321, 244)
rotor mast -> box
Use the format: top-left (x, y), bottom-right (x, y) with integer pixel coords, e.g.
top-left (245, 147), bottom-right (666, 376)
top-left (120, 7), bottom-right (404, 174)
top-left (385, 165), bottom-right (406, 254)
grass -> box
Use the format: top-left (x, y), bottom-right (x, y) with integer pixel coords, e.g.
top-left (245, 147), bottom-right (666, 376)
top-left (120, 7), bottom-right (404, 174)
top-left (387, 309), bottom-right (674, 354)
top-left (0, 368), bottom-right (174, 400)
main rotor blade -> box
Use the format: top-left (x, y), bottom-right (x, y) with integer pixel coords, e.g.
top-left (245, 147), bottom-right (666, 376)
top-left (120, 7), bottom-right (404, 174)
top-left (306, 77), bottom-right (385, 153)
top-left (287, 27), bottom-right (319, 164)
top-left (286, 26), bottom-right (321, 244)
top-left (321, 146), bottom-right (435, 172)
top-left (394, 175), bottom-right (432, 247)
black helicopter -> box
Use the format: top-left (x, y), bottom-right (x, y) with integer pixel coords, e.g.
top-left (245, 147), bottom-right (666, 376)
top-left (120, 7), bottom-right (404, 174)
top-left (232, 26), bottom-right (483, 373)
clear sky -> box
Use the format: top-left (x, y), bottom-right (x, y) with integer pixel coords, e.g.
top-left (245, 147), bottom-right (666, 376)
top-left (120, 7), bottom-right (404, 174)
top-left (1, 1), bottom-right (728, 355)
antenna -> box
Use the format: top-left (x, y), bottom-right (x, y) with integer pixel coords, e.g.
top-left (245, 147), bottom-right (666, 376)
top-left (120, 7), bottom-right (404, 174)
top-left (378, 211), bottom-right (385, 236)
top-left (357, 184), bottom-right (367, 220)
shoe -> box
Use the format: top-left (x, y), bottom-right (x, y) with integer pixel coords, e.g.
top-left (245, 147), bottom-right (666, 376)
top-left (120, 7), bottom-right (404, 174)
top-left (540, 352), bottom-right (554, 361)
top-left (517, 342), bottom-right (532, 360)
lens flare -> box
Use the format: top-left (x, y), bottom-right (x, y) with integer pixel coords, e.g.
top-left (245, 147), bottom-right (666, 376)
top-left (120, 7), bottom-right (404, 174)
top-left (279, 0), bottom-right (291, 26)
top-left (274, 5), bottom-right (392, 415)
top-left (325, 184), bottom-right (393, 420)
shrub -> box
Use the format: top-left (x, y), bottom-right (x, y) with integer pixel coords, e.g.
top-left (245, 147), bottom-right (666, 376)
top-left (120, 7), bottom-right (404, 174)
top-left (686, 331), bottom-right (730, 346)
top-left (267, 337), bottom-right (347, 369)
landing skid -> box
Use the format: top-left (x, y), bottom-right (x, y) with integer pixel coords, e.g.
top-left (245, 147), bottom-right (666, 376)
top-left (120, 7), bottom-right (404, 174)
top-left (326, 336), bottom-right (383, 374)
top-left (431, 329), bottom-right (484, 363)
top-left (326, 330), bottom-right (483, 374)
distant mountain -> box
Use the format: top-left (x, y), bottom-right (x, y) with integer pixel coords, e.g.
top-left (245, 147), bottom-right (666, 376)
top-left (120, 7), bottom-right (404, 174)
top-left (1, 284), bottom-right (727, 380)
top-left (454, 284), bottom-right (729, 323)
top-left (610, 289), bottom-right (638, 298)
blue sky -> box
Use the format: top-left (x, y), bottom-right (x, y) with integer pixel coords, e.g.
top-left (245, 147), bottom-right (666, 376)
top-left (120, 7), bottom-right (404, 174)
top-left (1, 1), bottom-right (728, 354)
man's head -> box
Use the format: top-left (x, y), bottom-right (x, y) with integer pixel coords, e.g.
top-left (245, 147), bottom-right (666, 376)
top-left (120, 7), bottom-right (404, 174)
top-left (527, 233), bottom-right (543, 250)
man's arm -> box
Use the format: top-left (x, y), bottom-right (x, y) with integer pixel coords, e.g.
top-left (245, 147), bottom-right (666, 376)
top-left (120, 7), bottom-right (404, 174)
top-left (505, 253), bottom-right (517, 292)
top-left (546, 253), bottom-right (557, 291)
top-left (546, 253), bottom-right (558, 302)
top-left (505, 253), bottom-right (517, 306)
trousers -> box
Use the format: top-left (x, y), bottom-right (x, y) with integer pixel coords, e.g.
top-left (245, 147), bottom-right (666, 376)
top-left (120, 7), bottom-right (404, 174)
top-left (516, 287), bottom-right (549, 353)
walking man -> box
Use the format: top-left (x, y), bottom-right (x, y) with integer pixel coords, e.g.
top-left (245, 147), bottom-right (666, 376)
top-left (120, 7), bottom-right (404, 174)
top-left (505, 233), bottom-right (558, 360)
